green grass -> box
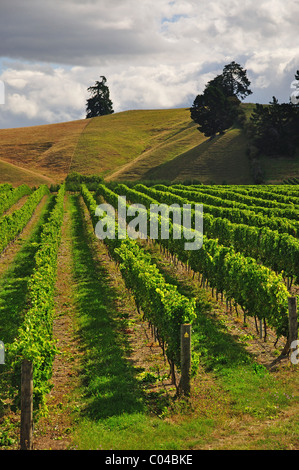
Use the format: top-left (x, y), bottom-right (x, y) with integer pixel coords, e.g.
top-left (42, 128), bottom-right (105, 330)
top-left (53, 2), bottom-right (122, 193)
top-left (73, 108), bottom-right (253, 184)
top-left (75, 413), bottom-right (215, 450)
top-left (72, 109), bottom-right (202, 178)
top-left (144, 126), bottom-right (251, 184)
top-left (192, 313), bottom-right (293, 419)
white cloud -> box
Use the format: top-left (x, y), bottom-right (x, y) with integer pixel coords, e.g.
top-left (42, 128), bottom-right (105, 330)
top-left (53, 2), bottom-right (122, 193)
top-left (109, 63), bottom-right (199, 111)
top-left (0, 64), bottom-right (88, 125)
top-left (8, 93), bottom-right (38, 119)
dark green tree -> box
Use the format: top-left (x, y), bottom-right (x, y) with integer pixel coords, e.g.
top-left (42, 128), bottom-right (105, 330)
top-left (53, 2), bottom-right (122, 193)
top-left (249, 96), bottom-right (299, 157)
top-left (190, 62), bottom-right (251, 138)
top-left (86, 76), bottom-right (114, 118)
top-left (190, 85), bottom-right (240, 138)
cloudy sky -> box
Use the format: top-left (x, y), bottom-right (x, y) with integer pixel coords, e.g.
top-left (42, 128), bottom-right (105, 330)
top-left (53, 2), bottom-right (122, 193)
top-left (0, 0), bottom-right (298, 128)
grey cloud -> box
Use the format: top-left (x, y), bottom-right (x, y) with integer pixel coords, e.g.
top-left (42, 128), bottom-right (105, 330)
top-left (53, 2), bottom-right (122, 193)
top-left (0, 0), bottom-right (170, 65)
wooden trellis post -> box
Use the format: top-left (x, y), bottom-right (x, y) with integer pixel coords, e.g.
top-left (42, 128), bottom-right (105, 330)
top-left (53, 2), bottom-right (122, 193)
top-left (179, 324), bottom-right (191, 396)
top-left (20, 359), bottom-right (33, 450)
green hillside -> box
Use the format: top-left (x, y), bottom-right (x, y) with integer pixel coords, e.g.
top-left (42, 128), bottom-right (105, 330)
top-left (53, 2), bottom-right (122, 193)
top-left (71, 108), bottom-right (203, 178)
top-left (72, 107), bottom-right (253, 184)
top-left (0, 104), bottom-right (298, 185)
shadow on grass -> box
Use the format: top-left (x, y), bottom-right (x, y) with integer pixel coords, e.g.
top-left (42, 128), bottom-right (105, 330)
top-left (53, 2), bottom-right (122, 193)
top-left (141, 135), bottom-right (221, 181)
top-left (69, 195), bottom-right (146, 420)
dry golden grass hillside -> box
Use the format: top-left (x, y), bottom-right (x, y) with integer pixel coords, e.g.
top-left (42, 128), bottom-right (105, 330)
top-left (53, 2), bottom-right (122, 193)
top-left (0, 119), bottom-right (88, 185)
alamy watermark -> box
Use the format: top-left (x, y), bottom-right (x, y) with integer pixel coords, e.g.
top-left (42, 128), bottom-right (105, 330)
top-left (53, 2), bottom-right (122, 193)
top-left (94, 196), bottom-right (203, 251)
top-left (290, 341), bottom-right (299, 365)
top-left (0, 341), bottom-right (4, 364)
top-left (0, 80), bottom-right (5, 105)
top-left (290, 78), bottom-right (299, 105)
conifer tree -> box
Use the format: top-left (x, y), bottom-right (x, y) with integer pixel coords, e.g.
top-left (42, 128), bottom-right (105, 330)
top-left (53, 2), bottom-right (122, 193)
top-left (86, 76), bottom-right (114, 118)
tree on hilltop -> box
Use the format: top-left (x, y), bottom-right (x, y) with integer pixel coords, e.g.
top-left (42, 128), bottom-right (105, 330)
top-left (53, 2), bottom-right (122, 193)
top-left (86, 76), bottom-right (114, 118)
top-left (191, 85), bottom-right (240, 137)
top-left (190, 62), bottom-right (252, 138)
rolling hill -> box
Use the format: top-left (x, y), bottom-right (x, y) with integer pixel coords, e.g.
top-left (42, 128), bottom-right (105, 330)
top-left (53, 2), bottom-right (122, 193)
top-left (0, 104), bottom-right (298, 185)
